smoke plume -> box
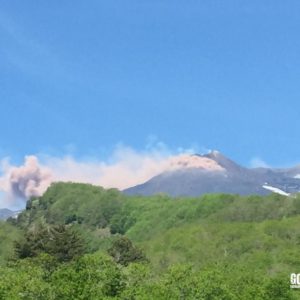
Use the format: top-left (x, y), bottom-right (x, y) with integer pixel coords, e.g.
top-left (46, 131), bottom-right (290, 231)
top-left (0, 145), bottom-right (222, 208)
top-left (0, 156), bottom-right (52, 207)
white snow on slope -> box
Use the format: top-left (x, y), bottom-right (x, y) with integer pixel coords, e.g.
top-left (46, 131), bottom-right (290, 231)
top-left (262, 185), bottom-right (290, 196)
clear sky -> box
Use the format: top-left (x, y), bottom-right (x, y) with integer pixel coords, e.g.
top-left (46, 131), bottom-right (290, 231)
top-left (1, 1), bottom-right (300, 167)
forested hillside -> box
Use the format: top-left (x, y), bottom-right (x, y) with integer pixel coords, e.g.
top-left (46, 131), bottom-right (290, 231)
top-left (0, 182), bottom-right (299, 299)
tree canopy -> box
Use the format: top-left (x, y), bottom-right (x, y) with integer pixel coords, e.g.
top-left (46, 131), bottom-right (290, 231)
top-left (0, 182), bottom-right (299, 299)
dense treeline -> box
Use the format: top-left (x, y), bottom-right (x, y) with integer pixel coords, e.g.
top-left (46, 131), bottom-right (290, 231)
top-left (0, 182), bottom-right (300, 299)
top-left (0, 253), bottom-right (293, 299)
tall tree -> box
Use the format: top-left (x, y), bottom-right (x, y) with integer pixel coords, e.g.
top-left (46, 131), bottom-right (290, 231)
top-left (108, 236), bottom-right (147, 266)
top-left (15, 224), bottom-right (84, 262)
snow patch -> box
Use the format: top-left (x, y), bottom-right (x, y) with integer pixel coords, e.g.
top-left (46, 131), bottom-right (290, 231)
top-left (262, 185), bottom-right (290, 196)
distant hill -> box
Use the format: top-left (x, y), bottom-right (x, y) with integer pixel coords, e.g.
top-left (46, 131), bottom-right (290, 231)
top-left (0, 209), bottom-right (17, 220)
top-left (124, 150), bottom-right (300, 196)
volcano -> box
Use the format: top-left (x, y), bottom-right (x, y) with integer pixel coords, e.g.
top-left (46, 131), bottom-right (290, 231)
top-left (123, 151), bottom-right (300, 197)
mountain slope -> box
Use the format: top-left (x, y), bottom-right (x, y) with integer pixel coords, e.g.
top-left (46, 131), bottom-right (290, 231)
top-left (124, 151), bottom-right (300, 196)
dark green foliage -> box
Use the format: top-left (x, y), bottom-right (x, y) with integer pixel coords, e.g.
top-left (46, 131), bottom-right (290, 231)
top-left (48, 225), bottom-right (85, 262)
top-left (65, 214), bottom-right (83, 224)
top-left (15, 224), bottom-right (85, 262)
top-left (15, 225), bottom-right (49, 259)
top-left (25, 199), bottom-right (32, 210)
top-left (108, 236), bottom-right (148, 266)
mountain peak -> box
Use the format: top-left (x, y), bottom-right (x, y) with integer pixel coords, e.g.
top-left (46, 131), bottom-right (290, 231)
top-left (124, 151), bottom-right (300, 197)
top-left (202, 150), bottom-right (225, 159)
top-left (209, 150), bottom-right (221, 156)
top-left (195, 151), bottom-right (244, 173)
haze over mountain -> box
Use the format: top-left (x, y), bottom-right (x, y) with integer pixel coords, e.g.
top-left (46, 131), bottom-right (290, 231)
top-left (0, 208), bottom-right (19, 220)
top-left (124, 151), bottom-right (300, 197)
top-left (3, 149), bottom-right (300, 211)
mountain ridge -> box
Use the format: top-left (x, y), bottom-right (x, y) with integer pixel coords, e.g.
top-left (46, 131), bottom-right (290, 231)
top-left (0, 208), bottom-right (17, 220)
top-left (124, 151), bottom-right (300, 197)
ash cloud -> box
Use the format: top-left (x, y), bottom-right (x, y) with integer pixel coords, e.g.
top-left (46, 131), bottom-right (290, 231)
top-left (9, 156), bottom-right (52, 199)
top-left (0, 156), bottom-right (52, 206)
top-left (0, 144), bottom-right (200, 208)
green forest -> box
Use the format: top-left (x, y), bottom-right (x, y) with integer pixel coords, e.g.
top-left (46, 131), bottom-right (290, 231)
top-left (1, 182), bottom-right (300, 299)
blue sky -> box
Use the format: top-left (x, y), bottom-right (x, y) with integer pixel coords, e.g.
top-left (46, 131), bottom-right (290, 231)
top-left (1, 1), bottom-right (300, 167)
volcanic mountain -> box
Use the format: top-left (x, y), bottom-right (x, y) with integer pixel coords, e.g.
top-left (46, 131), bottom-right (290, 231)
top-left (123, 151), bottom-right (300, 196)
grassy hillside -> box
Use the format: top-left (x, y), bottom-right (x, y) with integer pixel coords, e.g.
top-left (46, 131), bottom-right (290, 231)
top-left (2, 182), bottom-right (300, 299)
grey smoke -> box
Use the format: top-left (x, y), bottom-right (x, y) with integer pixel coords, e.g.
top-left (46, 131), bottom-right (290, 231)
top-left (9, 156), bottom-right (52, 200)
top-left (0, 145), bottom-right (199, 208)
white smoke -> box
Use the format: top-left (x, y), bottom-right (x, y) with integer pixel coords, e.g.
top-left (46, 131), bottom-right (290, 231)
top-left (42, 146), bottom-right (172, 190)
top-left (249, 157), bottom-right (270, 168)
top-left (0, 145), bottom-right (221, 209)
top-left (0, 146), bottom-right (173, 208)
